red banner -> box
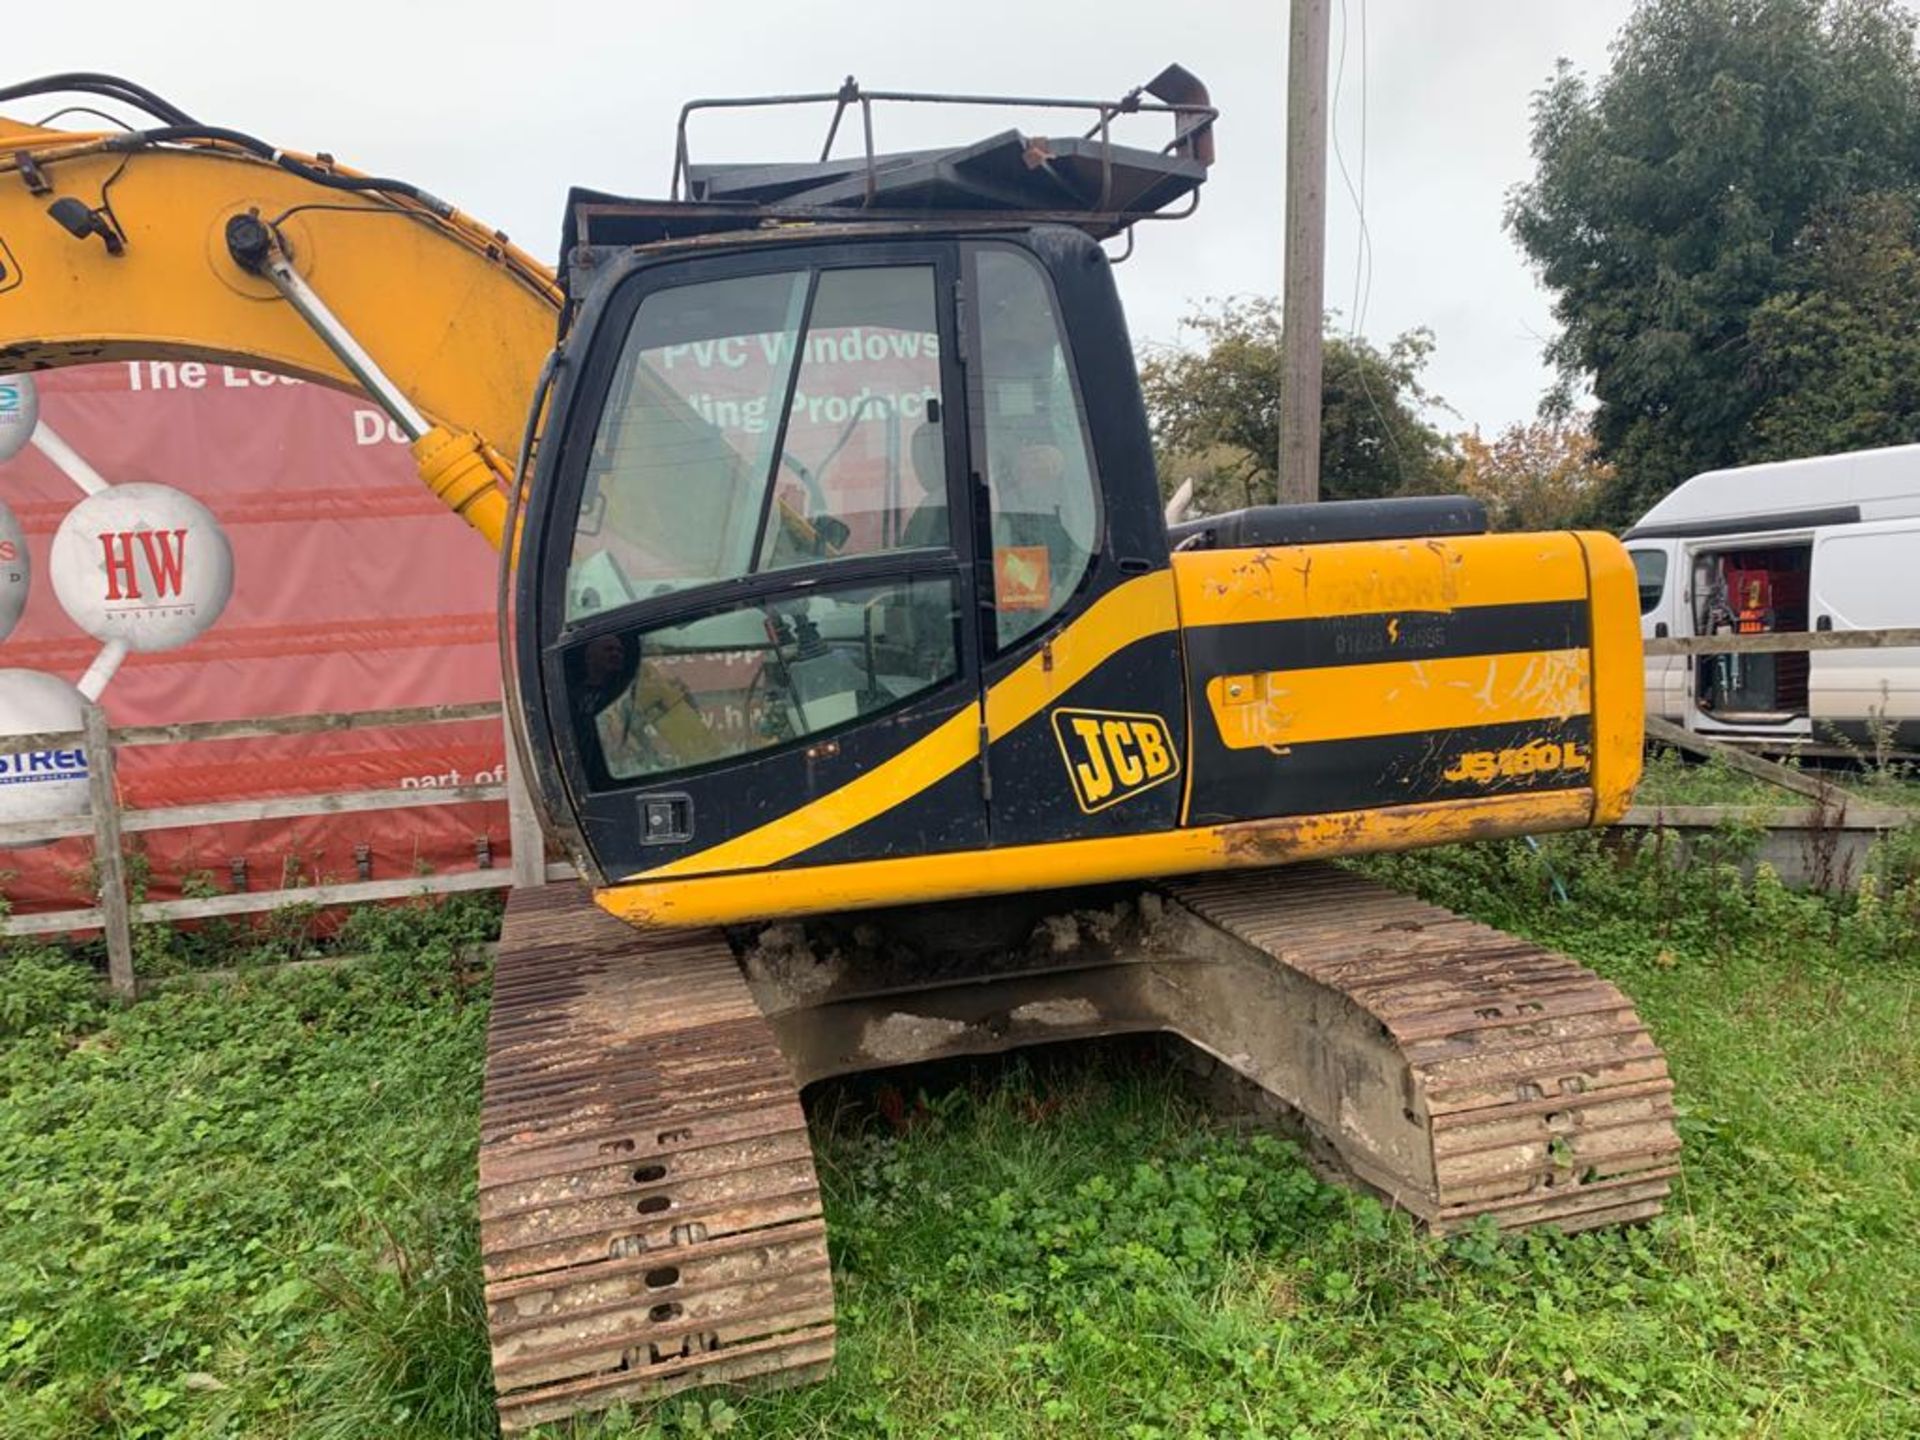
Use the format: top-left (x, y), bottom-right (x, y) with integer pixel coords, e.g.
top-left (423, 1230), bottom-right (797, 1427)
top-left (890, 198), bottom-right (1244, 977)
top-left (0, 363), bottom-right (509, 914)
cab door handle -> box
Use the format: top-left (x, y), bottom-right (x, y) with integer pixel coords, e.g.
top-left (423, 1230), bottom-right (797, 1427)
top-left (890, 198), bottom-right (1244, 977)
top-left (1815, 615), bottom-right (1834, 632)
top-left (1654, 622), bottom-right (1669, 638)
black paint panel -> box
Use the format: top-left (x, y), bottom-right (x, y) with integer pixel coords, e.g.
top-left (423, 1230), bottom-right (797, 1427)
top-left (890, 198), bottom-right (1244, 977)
top-left (578, 678), bottom-right (976, 880)
top-left (784, 758), bottom-right (986, 870)
top-left (988, 633), bottom-right (1189, 846)
top-left (1183, 602), bottom-right (1591, 679)
top-left (1186, 714), bottom-right (1597, 824)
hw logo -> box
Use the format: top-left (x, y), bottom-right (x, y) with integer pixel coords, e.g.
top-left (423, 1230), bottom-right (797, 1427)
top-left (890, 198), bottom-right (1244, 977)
top-left (1051, 707), bottom-right (1181, 814)
top-left (100, 530), bottom-right (189, 601)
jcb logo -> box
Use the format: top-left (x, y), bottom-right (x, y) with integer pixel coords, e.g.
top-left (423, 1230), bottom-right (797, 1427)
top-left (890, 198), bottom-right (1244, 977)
top-left (1051, 707), bottom-right (1180, 813)
top-left (1443, 738), bottom-right (1591, 786)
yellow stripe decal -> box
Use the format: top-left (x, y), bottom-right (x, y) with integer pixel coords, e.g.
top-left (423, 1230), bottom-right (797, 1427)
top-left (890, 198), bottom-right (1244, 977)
top-left (637, 571), bottom-right (1179, 879)
top-left (600, 790), bottom-right (1595, 929)
top-left (984, 570), bottom-right (1178, 741)
top-left (639, 707), bottom-right (979, 879)
top-left (1205, 648), bottom-right (1593, 750)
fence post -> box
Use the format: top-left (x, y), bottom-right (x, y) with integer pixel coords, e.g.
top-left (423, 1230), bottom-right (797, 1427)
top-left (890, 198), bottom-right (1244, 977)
top-left (82, 702), bottom-right (136, 998)
top-left (505, 717), bottom-right (547, 890)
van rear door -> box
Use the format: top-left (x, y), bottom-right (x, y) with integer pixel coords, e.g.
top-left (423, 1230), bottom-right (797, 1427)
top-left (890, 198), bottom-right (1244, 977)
top-left (1809, 518), bottom-right (1920, 750)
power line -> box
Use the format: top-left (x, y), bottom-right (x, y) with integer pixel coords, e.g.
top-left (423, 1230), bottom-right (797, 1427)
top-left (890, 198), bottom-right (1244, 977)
top-left (1328, 0), bottom-right (1410, 487)
top-left (1330, 0), bottom-right (1374, 340)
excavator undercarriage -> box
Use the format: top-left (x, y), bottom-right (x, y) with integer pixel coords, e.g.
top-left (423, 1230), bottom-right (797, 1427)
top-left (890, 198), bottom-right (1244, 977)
top-left (481, 865), bottom-right (1677, 1430)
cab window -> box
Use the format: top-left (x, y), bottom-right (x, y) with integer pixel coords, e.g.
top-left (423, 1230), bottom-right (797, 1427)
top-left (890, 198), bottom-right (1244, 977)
top-left (761, 267), bottom-right (948, 571)
top-left (568, 265), bottom-right (950, 620)
top-left (566, 574), bottom-right (962, 785)
top-left (974, 249), bottom-right (1099, 649)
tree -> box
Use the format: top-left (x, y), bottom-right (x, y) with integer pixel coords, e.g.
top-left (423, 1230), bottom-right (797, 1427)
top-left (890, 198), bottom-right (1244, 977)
top-left (1747, 189), bottom-right (1920, 456)
top-left (1507, 0), bottom-right (1920, 524)
top-left (1139, 297), bottom-right (1455, 515)
top-left (1452, 420), bottom-right (1615, 531)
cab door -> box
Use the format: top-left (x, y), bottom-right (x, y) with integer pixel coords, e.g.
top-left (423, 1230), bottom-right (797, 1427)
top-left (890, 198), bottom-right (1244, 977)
top-left (962, 236), bottom-right (1188, 846)
top-left (521, 245), bottom-right (989, 885)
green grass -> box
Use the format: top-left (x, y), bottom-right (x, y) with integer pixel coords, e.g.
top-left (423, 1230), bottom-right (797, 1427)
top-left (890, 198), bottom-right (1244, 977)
top-left (1633, 744), bottom-right (1920, 812)
top-left (1, 836), bottom-right (1916, 1439)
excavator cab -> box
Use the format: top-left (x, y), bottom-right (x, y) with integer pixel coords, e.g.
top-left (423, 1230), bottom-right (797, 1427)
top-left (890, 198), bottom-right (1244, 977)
top-left (511, 75), bottom-right (1642, 932)
top-left (514, 77), bottom-right (1211, 911)
top-left (521, 229), bottom-right (1187, 882)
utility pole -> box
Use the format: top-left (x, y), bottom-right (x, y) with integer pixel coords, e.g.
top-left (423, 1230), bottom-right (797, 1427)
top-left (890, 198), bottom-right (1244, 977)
top-left (1278, 0), bottom-right (1331, 505)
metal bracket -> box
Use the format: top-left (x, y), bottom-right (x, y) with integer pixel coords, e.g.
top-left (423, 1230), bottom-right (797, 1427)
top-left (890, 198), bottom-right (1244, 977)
top-left (13, 152), bottom-right (50, 195)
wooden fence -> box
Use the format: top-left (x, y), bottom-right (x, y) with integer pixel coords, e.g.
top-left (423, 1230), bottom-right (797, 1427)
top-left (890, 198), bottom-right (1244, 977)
top-left (1643, 626), bottom-right (1920, 657)
top-left (0, 700), bottom-right (556, 996)
top-left (1640, 622), bottom-right (1918, 782)
top-left (1635, 627), bottom-right (1915, 887)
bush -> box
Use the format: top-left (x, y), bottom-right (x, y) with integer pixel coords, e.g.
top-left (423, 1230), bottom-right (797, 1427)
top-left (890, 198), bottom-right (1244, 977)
top-left (0, 942), bottom-right (103, 1040)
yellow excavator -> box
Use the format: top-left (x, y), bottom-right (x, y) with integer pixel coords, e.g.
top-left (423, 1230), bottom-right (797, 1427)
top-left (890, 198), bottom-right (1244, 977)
top-left (1, 70), bottom-right (1678, 1431)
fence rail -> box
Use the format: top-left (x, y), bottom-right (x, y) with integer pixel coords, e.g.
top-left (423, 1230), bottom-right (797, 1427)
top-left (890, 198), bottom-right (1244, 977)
top-left (1643, 626), bottom-right (1920, 657)
top-left (1, 699), bottom-right (551, 995)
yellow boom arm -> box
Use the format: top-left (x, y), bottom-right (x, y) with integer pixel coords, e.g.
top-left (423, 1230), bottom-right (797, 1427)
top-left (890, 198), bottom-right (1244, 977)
top-left (0, 113), bottom-right (563, 549)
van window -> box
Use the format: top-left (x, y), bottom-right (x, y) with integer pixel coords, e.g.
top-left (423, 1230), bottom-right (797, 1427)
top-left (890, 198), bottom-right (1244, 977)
top-left (1629, 549), bottom-right (1667, 615)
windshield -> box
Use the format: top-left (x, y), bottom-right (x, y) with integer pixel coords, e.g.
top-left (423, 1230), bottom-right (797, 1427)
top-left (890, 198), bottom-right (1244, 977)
top-left (567, 264), bottom-right (949, 622)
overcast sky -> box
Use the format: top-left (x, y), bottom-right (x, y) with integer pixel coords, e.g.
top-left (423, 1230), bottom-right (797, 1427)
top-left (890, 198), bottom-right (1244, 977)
top-left (15, 0), bottom-right (1637, 434)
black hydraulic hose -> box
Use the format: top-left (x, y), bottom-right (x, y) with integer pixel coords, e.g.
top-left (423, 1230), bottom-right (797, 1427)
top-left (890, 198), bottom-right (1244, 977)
top-left (99, 126), bottom-right (455, 216)
top-left (0, 73), bottom-right (198, 127)
top-left (5, 78), bottom-right (453, 218)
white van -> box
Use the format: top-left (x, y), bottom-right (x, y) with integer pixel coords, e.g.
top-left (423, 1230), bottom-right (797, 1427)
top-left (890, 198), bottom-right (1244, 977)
top-left (1625, 444), bottom-right (1920, 753)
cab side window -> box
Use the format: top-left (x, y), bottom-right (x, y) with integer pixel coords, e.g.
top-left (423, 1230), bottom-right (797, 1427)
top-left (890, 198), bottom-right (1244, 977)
top-left (975, 249), bottom-right (1100, 648)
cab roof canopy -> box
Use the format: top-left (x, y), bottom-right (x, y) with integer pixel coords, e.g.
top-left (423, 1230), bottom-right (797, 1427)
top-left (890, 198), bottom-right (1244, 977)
top-left (561, 66), bottom-right (1215, 260)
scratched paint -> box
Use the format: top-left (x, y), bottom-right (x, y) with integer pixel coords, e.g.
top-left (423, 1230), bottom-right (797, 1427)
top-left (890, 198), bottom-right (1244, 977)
top-left (1172, 533), bottom-right (1590, 629)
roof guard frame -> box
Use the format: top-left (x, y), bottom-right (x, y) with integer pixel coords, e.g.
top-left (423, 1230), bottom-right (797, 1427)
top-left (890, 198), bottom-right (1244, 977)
top-left (665, 65), bottom-right (1215, 230)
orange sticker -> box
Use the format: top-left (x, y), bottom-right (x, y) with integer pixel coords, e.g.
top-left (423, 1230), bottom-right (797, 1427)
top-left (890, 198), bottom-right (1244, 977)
top-left (994, 545), bottom-right (1051, 611)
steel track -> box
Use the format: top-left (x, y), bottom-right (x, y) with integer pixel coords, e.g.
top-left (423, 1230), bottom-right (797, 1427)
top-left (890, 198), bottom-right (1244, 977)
top-left (480, 886), bottom-right (833, 1434)
top-left (478, 864), bottom-right (1679, 1429)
